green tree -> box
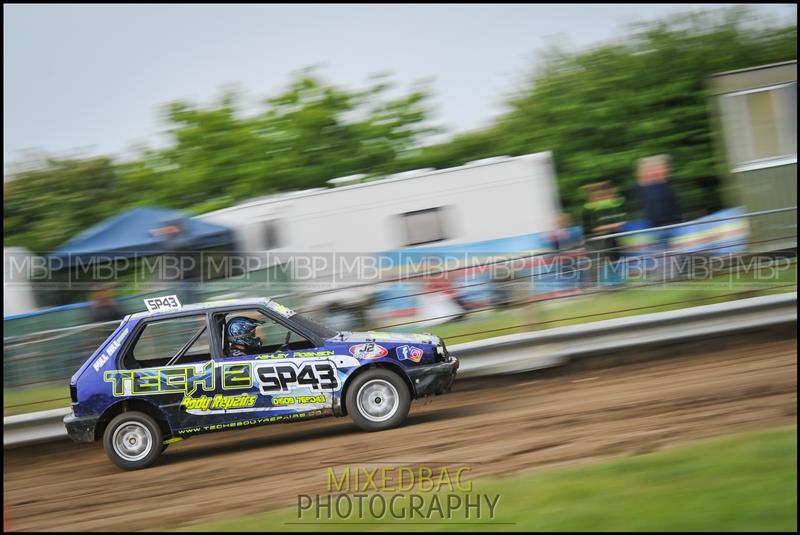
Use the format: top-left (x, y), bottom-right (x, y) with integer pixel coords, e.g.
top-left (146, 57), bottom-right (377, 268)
top-left (4, 156), bottom-right (123, 253)
top-left (145, 70), bottom-right (437, 209)
top-left (493, 7), bottom-right (797, 218)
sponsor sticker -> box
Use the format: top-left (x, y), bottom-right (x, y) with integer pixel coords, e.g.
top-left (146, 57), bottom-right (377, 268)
top-left (396, 345), bottom-right (424, 363)
top-left (268, 301), bottom-right (296, 318)
top-left (267, 301), bottom-right (295, 318)
top-left (182, 393), bottom-right (257, 411)
top-left (349, 343), bottom-right (389, 359)
top-left (93, 328), bottom-right (129, 372)
top-left (255, 350), bottom-right (334, 359)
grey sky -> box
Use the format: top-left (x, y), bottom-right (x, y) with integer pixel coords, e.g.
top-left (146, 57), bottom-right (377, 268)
top-left (3, 4), bottom-right (796, 164)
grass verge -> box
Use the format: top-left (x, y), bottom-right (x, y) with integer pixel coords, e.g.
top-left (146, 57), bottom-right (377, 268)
top-left (174, 426), bottom-right (797, 532)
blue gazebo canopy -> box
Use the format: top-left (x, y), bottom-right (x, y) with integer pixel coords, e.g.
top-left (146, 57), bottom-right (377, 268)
top-left (51, 206), bottom-right (234, 267)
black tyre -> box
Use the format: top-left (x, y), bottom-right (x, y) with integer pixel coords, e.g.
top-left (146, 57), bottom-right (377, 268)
top-left (346, 369), bottom-right (411, 431)
top-left (103, 411), bottom-right (163, 470)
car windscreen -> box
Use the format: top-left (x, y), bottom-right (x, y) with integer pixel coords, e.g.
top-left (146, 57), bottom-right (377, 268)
top-left (290, 312), bottom-right (338, 340)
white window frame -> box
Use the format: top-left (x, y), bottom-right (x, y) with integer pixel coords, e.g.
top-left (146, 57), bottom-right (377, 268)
top-left (720, 82), bottom-right (797, 173)
top-left (399, 207), bottom-right (449, 247)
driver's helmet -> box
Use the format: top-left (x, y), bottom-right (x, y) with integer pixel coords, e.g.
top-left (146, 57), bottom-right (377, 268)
top-left (226, 316), bottom-right (265, 352)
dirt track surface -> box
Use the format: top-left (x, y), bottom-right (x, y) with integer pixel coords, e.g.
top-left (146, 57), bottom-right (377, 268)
top-left (4, 336), bottom-right (797, 531)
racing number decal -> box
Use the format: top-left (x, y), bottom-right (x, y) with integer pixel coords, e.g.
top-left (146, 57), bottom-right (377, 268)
top-left (144, 295), bottom-right (182, 312)
top-left (255, 361), bottom-right (339, 394)
top-left (297, 366), bottom-right (319, 388)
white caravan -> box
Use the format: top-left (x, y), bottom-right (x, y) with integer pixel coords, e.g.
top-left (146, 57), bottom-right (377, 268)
top-left (196, 152), bottom-right (561, 255)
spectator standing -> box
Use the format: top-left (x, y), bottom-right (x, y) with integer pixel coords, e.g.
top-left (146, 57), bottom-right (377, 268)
top-left (85, 283), bottom-right (123, 354)
top-left (636, 155), bottom-right (683, 279)
top-left (88, 283), bottom-right (122, 324)
top-left (636, 155), bottom-right (682, 236)
top-left (581, 181), bottom-right (628, 287)
top-left (547, 213), bottom-right (582, 295)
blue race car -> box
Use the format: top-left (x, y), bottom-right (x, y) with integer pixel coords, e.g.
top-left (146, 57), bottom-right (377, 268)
top-left (64, 296), bottom-right (459, 469)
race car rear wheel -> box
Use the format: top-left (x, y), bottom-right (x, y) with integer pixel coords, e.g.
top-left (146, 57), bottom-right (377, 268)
top-left (347, 369), bottom-right (410, 431)
top-left (103, 411), bottom-right (163, 470)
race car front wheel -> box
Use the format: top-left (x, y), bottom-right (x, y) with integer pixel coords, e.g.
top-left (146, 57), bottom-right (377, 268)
top-left (103, 411), bottom-right (163, 470)
top-left (346, 369), bottom-right (411, 432)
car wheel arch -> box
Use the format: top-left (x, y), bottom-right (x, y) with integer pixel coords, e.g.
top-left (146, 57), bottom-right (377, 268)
top-left (95, 399), bottom-right (172, 441)
top-left (339, 362), bottom-right (414, 416)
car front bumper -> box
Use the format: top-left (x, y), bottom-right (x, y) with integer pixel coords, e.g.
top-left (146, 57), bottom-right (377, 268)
top-left (63, 411), bottom-right (98, 443)
top-left (408, 355), bottom-right (459, 398)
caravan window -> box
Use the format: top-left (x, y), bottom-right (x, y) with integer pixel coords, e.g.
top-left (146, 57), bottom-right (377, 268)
top-left (249, 219), bottom-right (282, 251)
top-left (720, 82), bottom-right (797, 170)
top-left (262, 219), bottom-right (282, 250)
top-left (400, 207), bottom-right (448, 247)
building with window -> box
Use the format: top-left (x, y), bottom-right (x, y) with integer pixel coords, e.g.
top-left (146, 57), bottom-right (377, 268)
top-left (710, 60), bottom-right (797, 247)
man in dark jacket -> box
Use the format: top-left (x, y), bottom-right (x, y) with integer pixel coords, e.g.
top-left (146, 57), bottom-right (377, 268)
top-left (636, 154), bottom-right (682, 229)
top-left (636, 155), bottom-right (683, 279)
